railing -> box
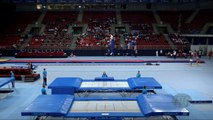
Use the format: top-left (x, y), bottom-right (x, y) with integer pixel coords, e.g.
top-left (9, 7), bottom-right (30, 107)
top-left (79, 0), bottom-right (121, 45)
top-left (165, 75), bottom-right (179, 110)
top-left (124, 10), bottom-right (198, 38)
top-left (25, 45), bottom-right (70, 50)
top-left (137, 45), bottom-right (171, 50)
top-left (24, 44), bottom-right (190, 50)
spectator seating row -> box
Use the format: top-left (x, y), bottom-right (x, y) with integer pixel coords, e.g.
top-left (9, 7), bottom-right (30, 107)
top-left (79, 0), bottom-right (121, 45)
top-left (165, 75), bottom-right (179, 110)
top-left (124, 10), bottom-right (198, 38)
top-left (0, 66), bottom-right (40, 82)
top-left (26, 34), bottom-right (72, 50)
top-left (43, 11), bottom-right (78, 32)
top-left (15, 52), bottom-right (68, 58)
top-left (22, 12), bottom-right (78, 50)
top-left (124, 34), bottom-right (170, 50)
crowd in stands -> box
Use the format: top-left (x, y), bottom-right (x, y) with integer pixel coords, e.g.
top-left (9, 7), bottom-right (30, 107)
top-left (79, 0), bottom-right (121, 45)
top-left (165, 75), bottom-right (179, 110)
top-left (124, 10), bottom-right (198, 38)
top-left (27, 36), bottom-right (45, 47)
top-left (43, 12), bottom-right (78, 33)
top-left (169, 33), bottom-right (190, 45)
top-left (75, 13), bottom-right (119, 49)
top-left (1, 10), bottom-right (213, 57)
top-left (166, 49), bottom-right (188, 58)
top-left (76, 33), bottom-right (121, 50)
top-left (26, 12), bottom-right (77, 50)
top-left (85, 17), bottom-right (114, 42)
top-left (76, 34), bottom-right (109, 48)
top-left (123, 33), bottom-right (170, 50)
top-left (165, 49), bottom-right (203, 59)
top-left (121, 16), bottom-right (169, 50)
top-left (129, 24), bottom-right (153, 34)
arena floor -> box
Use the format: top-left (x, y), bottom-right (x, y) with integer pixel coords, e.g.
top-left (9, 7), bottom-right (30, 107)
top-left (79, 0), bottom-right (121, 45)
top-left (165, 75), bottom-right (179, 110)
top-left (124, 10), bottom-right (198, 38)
top-left (0, 56), bottom-right (213, 120)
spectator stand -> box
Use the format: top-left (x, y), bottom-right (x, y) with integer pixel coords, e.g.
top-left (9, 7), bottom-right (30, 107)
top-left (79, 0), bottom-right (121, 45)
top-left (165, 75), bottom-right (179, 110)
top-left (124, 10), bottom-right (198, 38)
top-left (0, 66), bottom-right (40, 82)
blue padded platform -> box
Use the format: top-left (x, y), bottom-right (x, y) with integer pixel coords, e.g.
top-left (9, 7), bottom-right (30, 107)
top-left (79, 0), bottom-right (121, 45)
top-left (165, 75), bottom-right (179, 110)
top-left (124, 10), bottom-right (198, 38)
top-left (178, 90), bottom-right (212, 103)
top-left (94, 77), bottom-right (114, 81)
top-left (48, 77), bottom-right (83, 94)
top-left (48, 77), bottom-right (82, 88)
top-left (0, 77), bottom-right (14, 88)
top-left (21, 95), bottom-right (74, 116)
top-left (128, 77), bottom-right (162, 89)
top-left (138, 94), bottom-right (189, 116)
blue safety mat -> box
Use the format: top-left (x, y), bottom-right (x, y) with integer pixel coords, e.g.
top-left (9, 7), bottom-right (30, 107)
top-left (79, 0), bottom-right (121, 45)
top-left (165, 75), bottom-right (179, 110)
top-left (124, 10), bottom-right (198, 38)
top-left (138, 94), bottom-right (189, 116)
top-left (128, 77), bottom-right (162, 89)
top-left (178, 90), bottom-right (212, 103)
top-left (48, 77), bottom-right (83, 89)
top-left (21, 95), bottom-right (74, 116)
top-left (0, 77), bottom-right (14, 88)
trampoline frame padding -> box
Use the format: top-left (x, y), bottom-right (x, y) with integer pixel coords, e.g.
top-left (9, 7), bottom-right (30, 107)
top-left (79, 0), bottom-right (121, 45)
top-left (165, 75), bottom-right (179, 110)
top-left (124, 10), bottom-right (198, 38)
top-left (0, 77), bottom-right (14, 88)
top-left (21, 95), bottom-right (74, 116)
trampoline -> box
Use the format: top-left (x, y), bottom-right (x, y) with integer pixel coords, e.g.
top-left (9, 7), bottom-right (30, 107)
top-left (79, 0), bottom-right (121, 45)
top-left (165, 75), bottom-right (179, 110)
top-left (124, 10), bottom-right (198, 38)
top-left (48, 77), bottom-right (162, 96)
top-left (21, 94), bottom-right (189, 119)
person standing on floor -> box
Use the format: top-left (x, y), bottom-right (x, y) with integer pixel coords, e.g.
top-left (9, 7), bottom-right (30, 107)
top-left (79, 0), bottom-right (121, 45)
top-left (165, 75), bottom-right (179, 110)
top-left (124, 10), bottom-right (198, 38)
top-left (10, 71), bottom-right (15, 88)
top-left (42, 68), bottom-right (47, 86)
top-left (156, 50), bottom-right (159, 57)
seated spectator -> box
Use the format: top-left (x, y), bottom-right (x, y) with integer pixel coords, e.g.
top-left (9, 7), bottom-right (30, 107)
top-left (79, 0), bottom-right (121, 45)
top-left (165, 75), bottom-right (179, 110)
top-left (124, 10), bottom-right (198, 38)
top-left (27, 62), bottom-right (33, 71)
top-left (136, 70), bottom-right (141, 78)
top-left (142, 86), bottom-right (148, 94)
top-left (102, 71), bottom-right (108, 77)
top-left (41, 85), bottom-right (47, 95)
top-left (70, 52), bottom-right (76, 57)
